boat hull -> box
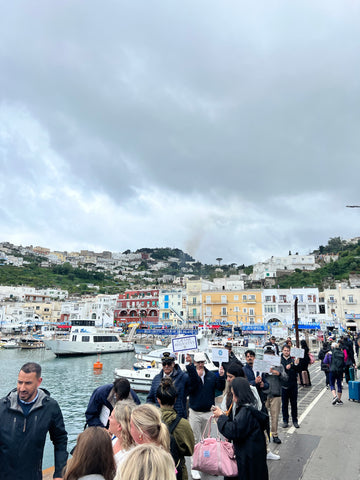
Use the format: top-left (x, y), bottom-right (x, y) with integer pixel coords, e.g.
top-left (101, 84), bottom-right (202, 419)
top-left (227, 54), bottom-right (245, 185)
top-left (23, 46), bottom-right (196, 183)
top-left (114, 367), bottom-right (160, 392)
top-left (44, 339), bottom-right (134, 357)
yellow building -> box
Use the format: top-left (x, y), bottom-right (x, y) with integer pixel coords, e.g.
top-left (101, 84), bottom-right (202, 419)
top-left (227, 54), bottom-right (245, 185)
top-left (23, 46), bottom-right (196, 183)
top-left (52, 251), bottom-right (67, 262)
top-left (23, 301), bottom-right (62, 322)
top-left (202, 290), bottom-right (263, 326)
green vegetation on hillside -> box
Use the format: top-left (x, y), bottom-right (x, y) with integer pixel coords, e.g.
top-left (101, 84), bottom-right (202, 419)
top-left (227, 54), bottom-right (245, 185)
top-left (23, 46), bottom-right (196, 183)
top-left (278, 239), bottom-right (360, 289)
top-left (0, 261), bottom-right (129, 295)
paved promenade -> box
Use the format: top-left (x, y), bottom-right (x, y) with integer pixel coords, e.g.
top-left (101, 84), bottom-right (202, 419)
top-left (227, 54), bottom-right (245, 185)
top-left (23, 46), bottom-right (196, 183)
top-left (268, 362), bottom-right (360, 480)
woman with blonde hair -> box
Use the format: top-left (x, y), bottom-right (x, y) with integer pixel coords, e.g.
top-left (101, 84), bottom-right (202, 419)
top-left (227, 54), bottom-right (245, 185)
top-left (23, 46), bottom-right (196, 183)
top-left (130, 403), bottom-right (170, 450)
top-left (63, 426), bottom-right (116, 480)
top-left (115, 443), bottom-right (176, 480)
top-left (108, 399), bottom-right (136, 466)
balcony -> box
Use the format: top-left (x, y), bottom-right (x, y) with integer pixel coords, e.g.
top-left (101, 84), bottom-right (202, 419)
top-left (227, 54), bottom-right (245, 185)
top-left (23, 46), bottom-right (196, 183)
top-left (346, 300), bottom-right (357, 305)
top-left (205, 300), bottom-right (227, 304)
top-left (245, 298), bottom-right (257, 304)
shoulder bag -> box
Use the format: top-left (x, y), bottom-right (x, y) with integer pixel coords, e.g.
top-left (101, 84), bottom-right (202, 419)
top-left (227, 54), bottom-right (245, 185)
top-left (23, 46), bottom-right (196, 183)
top-left (192, 415), bottom-right (238, 478)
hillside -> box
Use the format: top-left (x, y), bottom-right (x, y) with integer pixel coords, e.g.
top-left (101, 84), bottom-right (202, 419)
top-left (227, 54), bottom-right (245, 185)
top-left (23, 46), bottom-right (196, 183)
top-left (277, 238), bottom-right (360, 289)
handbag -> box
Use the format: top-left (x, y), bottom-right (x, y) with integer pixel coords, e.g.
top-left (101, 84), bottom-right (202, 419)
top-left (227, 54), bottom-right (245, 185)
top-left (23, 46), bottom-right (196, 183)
top-left (309, 352), bottom-right (315, 364)
top-left (192, 415), bottom-right (238, 477)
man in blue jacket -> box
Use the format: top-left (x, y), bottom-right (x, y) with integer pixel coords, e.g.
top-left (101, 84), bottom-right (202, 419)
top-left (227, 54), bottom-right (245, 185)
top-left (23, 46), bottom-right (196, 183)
top-left (147, 351), bottom-right (189, 418)
top-left (0, 362), bottom-right (68, 480)
top-left (85, 376), bottom-right (140, 427)
top-left (186, 351), bottom-right (225, 479)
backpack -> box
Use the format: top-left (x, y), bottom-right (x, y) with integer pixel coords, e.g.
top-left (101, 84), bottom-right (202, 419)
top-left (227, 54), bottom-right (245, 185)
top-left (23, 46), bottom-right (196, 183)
top-left (330, 348), bottom-right (344, 375)
top-left (166, 415), bottom-right (182, 480)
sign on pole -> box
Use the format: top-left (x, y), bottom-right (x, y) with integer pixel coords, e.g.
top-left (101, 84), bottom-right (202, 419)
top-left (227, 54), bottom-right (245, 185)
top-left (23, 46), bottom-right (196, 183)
top-left (172, 335), bottom-right (198, 352)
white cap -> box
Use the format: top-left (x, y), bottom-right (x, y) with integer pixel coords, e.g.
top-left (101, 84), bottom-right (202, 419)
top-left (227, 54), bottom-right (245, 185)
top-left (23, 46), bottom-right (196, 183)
top-left (194, 352), bottom-right (206, 362)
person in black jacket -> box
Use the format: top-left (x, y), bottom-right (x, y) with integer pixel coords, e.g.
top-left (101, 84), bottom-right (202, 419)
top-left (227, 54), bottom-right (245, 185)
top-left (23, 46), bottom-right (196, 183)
top-left (318, 341), bottom-right (331, 388)
top-left (221, 342), bottom-right (243, 373)
top-left (185, 351), bottom-right (225, 479)
top-left (85, 377), bottom-right (140, 427)
top-left (147, 351), bottom-right (189, 418)
top-left (212, 377), bottom-right (268, 480)
top-left (298, 339), bottom-right (311, 386)
top-left (281, 345), bottom-right (300, 428)
top-left (0, 362), bottom-right (68, 480)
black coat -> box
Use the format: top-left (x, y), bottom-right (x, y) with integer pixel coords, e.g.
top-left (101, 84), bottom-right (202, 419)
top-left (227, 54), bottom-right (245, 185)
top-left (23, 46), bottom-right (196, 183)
top-left (217, 405), bottom-right (268, 480)
top-left (0, 388), bottom-right (68, 480)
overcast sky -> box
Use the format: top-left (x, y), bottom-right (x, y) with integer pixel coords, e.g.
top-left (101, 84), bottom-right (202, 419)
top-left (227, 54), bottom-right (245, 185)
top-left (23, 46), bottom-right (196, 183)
top-left (1, 1), bottom-right (360, 265)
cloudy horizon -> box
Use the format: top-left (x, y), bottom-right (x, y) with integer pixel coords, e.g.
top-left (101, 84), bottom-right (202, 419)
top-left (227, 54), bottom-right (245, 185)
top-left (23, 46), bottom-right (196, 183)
top-left (1, 1), bottom-right (360, 265)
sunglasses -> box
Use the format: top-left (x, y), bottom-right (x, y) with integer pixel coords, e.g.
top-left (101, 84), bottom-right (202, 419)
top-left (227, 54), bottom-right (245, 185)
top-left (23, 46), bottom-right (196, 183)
top-left (162, 360), bottom-right (173, 366)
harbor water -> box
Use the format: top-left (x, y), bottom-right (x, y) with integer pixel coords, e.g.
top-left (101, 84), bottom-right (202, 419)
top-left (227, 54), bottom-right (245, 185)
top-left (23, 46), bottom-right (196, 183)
top-left (0, 348), bottom-right (142, 469)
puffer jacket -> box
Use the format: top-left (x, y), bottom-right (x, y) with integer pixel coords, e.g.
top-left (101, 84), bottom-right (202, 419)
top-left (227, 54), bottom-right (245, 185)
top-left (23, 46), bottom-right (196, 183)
top-left (0, 388), bottom-right (68, 480)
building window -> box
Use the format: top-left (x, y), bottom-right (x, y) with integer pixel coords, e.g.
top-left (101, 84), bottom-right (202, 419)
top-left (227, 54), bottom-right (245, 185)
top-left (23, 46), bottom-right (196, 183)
top-left (221, 307), bottom-right (227, 315)
top-left (243, 308), bottom-right (247, 313)
top-left (221, 295), bottom-right (227, 303)
top-left (234, 295), bottom-right (239, 301)
top-left (249, 308), bottom-right (255, 315)
top-left (242, 295), bottom-right (247, 301)
top-left (206, 296), bottom-right (211, 304)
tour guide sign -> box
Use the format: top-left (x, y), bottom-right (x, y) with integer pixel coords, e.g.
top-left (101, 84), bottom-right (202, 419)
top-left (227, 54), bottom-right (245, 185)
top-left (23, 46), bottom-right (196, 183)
top-left (172, 335), bottom-right (198, 352)
top-left (211, 348), bottom-right (229, 365)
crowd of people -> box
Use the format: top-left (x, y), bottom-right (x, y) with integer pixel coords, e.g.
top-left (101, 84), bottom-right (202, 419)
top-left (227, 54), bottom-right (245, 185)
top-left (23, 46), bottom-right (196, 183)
top-left (1, 333), bottom-right (358, 480)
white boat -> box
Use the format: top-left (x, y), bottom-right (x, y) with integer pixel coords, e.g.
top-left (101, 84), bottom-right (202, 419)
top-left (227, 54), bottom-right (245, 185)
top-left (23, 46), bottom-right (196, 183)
top-left (2, 339), bottom-right (19, 349)
top-left (115, 347), bottom-right (218, 393)
top-left (44, 320), bottom-right (134, 357)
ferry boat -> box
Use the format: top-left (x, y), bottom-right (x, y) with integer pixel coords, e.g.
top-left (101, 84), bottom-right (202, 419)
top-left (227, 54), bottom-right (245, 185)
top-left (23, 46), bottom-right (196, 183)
top-left (44, 319), bottom-right (134, 357)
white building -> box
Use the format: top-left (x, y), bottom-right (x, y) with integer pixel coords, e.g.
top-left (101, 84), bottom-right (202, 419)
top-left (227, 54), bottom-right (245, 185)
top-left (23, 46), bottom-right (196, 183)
top-left (159, 288), bottom-right (186, 323)
top-left (262, 288), bottom-right (331, 328)
top-left (252, 254), bottom-right (318, 281)
top-left (60, 294), bottom-right (118, 327)
top-left (321, 284), bottom-right (360, 331)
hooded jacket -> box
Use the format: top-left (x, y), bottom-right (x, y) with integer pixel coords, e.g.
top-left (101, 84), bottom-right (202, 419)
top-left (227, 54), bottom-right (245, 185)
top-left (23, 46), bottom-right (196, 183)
top-left (0, 387), bottom-right (68, 480)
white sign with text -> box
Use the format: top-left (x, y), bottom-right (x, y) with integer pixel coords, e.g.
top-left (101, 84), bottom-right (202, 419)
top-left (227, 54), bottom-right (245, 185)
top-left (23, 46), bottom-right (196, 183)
top-left (172, 335), bottom-right (198, 352)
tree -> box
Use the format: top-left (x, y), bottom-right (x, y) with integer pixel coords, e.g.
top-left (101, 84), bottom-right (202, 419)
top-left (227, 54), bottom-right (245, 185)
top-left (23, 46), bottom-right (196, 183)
top-left (216, 257), bottom-right (223, 266)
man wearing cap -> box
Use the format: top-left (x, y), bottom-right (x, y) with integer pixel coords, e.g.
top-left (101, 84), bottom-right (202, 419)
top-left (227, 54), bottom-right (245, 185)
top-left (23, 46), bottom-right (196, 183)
top-left (186, 351), bottom-right (225, 479)
top-left (265, 336), bottom-right (280, 355)
top-left (147, 351), bottom-right (189, 418)
top-left (221, 342), bottom-right (243, 373)
top-left (263, 345), bottom-right (287, 445)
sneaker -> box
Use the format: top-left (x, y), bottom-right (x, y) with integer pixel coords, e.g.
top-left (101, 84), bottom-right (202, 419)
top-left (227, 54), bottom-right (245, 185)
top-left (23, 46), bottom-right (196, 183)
top-left (191, 470), bottom-right (201, 479)
top-left (337, 399), bottom-right (344, 405)
top-left (332, 396), bottom-right (338, 405)
top-left (272, 436), bottom-right (282, 444)
top-left (267, 451), bottom-right (280, 460)
top-left (293, 422), bottom-right (300, 428)
top-left (326, 385), bottom-right (329, 389)
top-left (282, 422), bottom-right (289, 428)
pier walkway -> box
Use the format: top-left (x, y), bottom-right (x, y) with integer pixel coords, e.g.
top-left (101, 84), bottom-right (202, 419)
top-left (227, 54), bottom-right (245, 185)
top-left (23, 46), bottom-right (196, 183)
top-left (43, 362), bottom-right (359, 479)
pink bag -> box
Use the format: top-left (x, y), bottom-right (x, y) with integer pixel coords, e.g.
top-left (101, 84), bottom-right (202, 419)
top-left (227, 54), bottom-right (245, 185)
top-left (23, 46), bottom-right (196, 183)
top-left (309, 352), bottom-right (315, 364)
top-left (192, 416), bottom-right (238, 477)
